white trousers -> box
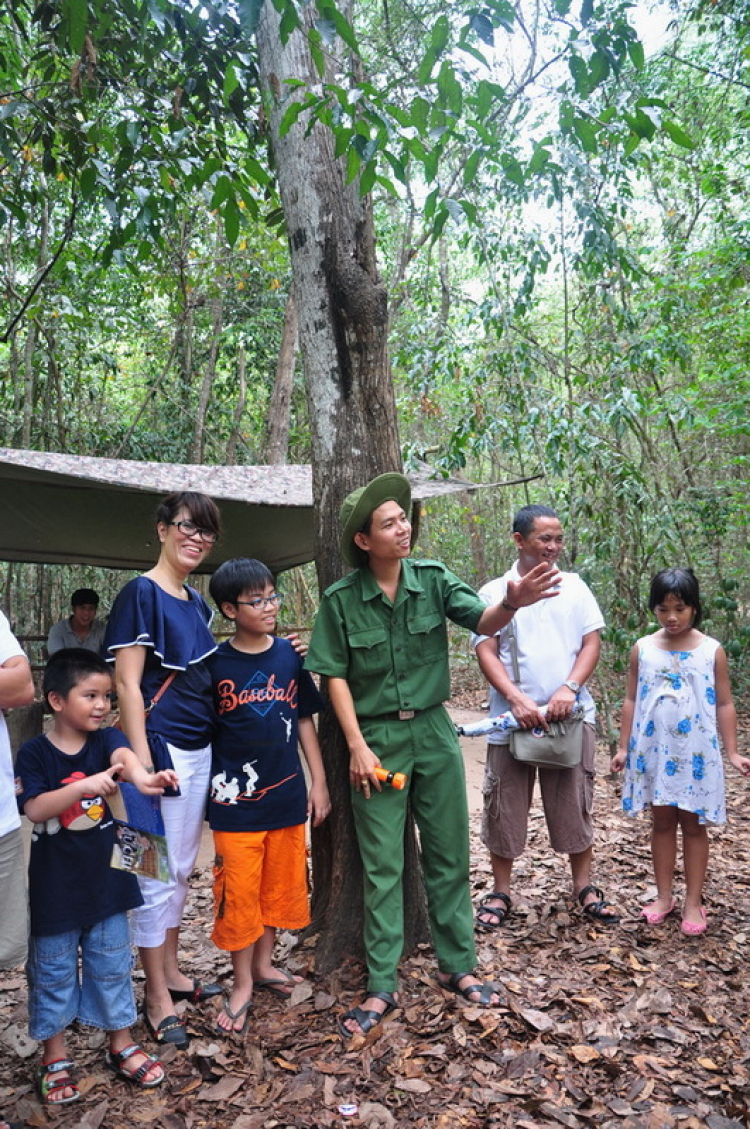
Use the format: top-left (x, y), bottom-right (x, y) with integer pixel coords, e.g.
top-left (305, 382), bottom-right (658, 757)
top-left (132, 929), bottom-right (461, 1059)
top-left (130, 742), bottom-right (211, 949)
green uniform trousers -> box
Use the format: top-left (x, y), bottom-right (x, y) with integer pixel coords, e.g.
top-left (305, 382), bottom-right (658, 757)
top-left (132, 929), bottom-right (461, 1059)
top-left (352, 705), bottom-right (477, 993)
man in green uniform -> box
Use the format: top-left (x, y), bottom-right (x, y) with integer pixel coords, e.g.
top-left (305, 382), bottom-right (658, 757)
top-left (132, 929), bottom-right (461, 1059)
top-left (305, 473), bottom-right (559, 1037)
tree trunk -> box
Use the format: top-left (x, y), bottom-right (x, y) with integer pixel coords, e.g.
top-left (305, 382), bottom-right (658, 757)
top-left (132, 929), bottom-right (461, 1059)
top-left (256, 0), bottom-right (429, 974)
top-left (225, 344), bottom-right (247, 465)
top-left (265, 290), bottom-right (298, 464)
top-left (190, 221), bottom-right (225, 463)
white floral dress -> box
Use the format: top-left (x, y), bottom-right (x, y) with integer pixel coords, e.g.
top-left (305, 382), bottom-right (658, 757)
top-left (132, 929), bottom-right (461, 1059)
top-left (621, 634), bottom-right (725, 825)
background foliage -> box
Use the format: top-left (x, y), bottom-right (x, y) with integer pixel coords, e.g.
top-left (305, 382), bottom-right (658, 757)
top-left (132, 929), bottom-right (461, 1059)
top-left (0, 0), bottom-right (747, 732)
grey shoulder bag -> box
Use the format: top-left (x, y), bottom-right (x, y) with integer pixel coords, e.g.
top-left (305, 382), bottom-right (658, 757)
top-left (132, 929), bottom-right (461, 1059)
top-left (506, 618), bottom-right (583, 769)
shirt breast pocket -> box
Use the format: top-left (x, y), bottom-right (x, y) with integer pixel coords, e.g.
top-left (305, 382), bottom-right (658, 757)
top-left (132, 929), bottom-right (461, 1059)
top-left (348, 626), bottom-right (390, 675)
top-left (406, 612), bottom-right (445, 666)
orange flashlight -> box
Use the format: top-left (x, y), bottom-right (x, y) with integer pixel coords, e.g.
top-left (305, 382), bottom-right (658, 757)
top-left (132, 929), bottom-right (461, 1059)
top-left (374, 765), bottom-right (408, 790)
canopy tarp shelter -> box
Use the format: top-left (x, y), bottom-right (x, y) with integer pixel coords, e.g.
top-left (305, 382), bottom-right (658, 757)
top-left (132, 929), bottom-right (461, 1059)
top-left (0, 448), bottom-right (486, 574)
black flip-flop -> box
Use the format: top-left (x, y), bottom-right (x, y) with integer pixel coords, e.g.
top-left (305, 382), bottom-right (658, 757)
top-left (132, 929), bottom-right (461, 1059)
top-left (216, 997), bottom-right (254, 1036)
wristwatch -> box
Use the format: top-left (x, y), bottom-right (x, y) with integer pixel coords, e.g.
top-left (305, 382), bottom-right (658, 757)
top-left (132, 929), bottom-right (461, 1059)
top-left (563, 679), bottom-right (581, 693)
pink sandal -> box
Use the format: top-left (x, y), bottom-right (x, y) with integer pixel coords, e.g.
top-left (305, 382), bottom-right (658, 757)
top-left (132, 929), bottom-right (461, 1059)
top-left (641, 897), bottom-right (676, 925)
top-left (680, 907), bottom-right (708, 936)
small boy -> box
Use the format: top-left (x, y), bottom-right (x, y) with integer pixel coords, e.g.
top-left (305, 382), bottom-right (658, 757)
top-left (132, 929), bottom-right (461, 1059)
top-left (14, 649), bottom-right (178, 1106)
top-left (207, 559), bottom-right (330, 1034)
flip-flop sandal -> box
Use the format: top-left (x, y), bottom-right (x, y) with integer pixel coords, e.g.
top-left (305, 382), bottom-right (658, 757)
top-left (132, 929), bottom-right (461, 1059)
top-left (106, 1043), bottom-right (164, 1088)
top-left (475, 891), bottom-right (512, 931)
top-left (578, 884), bottom-right (621, 925)
top-left (338, 992), bottom-right (398, 1038)
top-left (438, 973), bottom-right (501, 1008)
top-left (37, 1059), bottom-right (81, 1106)
top-left (255, 969), bottom-right (303, 998)
top-left (216, 997), bottom-right (254, 1035)
top-left (641, 897), bottom-right (676, 925)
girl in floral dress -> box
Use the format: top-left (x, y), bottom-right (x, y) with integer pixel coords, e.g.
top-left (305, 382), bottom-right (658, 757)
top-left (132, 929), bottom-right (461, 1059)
top-left (612, 568), bottom-right (749, 934)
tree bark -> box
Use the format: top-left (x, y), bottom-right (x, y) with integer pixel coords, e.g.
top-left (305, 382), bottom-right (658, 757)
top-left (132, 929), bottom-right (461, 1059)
top-left (256, 0), bottom-right (429, 974)
top-left (265, 290), bottom-right (298, 464)
top-left (225, 344), bottom-right (247, 465)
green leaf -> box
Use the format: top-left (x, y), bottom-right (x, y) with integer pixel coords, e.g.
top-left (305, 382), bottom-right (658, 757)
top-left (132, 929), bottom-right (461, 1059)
top-left (568, 55), bottom-right (589, 97)
top-left (63, 0), bottom-right (88, 55)
top-left (223, 63), bottom-right (240, 103)
top-left (211, 175), bottom-right (235, 208)
top-left (345, 147), bottom-right (360, 185)
top-left (384, 150), bottom-right (407, 184)
top-left (223, 197), bottom-right (240, 246)
top-left (410, 96), bottom-right (430, 134)
top-left (501, 152), bottom-right (525, 186)
top-left (437, 61), bottom-right (463, 115)
top-left (580, 0), bottom-right (594, 25)
top-left (418, 14), bottom-right (450, 83)
top-left (237, 0), bottom-right (265, 37)
top-left (278, 3), bottom-right (300, 45)
top-left (308, 28), bottom-right (325, 77)
top-left (470, 13), bottom-right (494, 46)
top-left (463, 149), bottom-right (482, 186)
top-left (278, 101), bottom-right (306, 137)
top-left (663, 120), bottom-right (698, 150)
top-left (79, 164), bottom-right (97, 198)
top-left (628, 39), bottom-right (645, 70)
top-left (573, 116), bottom-right (598, 153)
top-left (588, 50), bottom-right (610, 89)
top-left (429, 14), bottom-right (451, 54)
top-left (317, 4), bottom-right (360, 54)
top-left (334, 126), bottom-right (354, 159)
top-left (359, 162), bottom-right (376, 196)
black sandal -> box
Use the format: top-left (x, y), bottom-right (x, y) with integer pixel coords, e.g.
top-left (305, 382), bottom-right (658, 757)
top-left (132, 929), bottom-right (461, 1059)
top-left (578, 884), bottom-right (620, 925)
top-left (338, 992), bottom-right (398, 1038)
top-left (144, 1011), bottom-right (189, 1049)
top-left (475, 891), bottom-right (512, 931)
top-left (438, 973), bottom-right (501, 1007)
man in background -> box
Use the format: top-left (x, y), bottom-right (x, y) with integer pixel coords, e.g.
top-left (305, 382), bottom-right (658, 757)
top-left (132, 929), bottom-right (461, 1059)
top-left (47, 588), bottom-right (105, 655)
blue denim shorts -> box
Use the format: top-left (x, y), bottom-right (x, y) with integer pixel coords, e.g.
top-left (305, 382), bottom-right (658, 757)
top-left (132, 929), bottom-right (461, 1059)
top-left (27, 912), bottom-right (136, 1040)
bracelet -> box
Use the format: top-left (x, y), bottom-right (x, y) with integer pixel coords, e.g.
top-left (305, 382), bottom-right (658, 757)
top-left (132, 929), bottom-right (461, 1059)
top-left (502, 598), bottom-right (518, 612)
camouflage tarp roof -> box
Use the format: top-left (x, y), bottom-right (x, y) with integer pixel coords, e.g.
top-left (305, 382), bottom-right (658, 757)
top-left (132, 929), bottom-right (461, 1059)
top-left (0, 448), bottom-right (488, 573)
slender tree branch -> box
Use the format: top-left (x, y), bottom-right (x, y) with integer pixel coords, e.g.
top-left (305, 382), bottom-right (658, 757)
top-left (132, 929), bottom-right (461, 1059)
top-left (663, 51), bottom-right (750, 92)
top-left (1, 196), bottom-right (78, 343)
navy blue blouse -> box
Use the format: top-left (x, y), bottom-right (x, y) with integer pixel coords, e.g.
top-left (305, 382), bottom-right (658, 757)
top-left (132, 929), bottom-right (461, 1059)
top-left (104, 576), bottom-right (217, 749)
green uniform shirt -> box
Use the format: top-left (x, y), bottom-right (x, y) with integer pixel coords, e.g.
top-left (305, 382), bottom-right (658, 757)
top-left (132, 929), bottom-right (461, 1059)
top-left (305, 558), bottom-right (487, 718)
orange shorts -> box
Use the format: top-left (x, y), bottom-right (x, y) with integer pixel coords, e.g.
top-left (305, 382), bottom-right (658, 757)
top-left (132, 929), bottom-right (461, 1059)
top-left (211, 825), bottom-right (310, 952)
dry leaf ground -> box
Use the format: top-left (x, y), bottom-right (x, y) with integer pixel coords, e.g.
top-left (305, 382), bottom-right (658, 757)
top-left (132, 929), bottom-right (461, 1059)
top-left (2, 705), bottom-right (749, 1129)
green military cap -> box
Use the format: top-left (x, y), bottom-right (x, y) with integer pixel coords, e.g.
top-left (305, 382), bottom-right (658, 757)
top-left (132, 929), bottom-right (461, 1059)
top-left (340, 472), bottom-right (412, 568)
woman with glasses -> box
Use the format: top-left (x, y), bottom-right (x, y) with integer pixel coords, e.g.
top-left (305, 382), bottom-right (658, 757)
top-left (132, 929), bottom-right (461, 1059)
top-left (104, 492), bottom-right (223, 1050)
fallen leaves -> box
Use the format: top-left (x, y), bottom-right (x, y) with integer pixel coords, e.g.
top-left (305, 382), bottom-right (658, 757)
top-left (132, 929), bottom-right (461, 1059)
top-left (3, 718), bottom-right (750, 1128)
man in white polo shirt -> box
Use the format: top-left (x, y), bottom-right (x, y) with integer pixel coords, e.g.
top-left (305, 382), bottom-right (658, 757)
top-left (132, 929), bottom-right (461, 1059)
top-left (472, 504), bottom-right (619, 929)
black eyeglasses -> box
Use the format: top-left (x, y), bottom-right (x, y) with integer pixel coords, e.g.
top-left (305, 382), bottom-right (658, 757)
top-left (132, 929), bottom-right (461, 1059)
top-left (168, 519), bottom-right (218, 545)
top-left (235, 594), bottom-right (284, 610)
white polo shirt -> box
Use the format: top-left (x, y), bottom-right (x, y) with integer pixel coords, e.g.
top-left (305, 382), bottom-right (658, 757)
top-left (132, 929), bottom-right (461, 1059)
top-left (472, 564), bottom-right (604, 745)
top-left (0, 612), bottom-right (26, 838)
